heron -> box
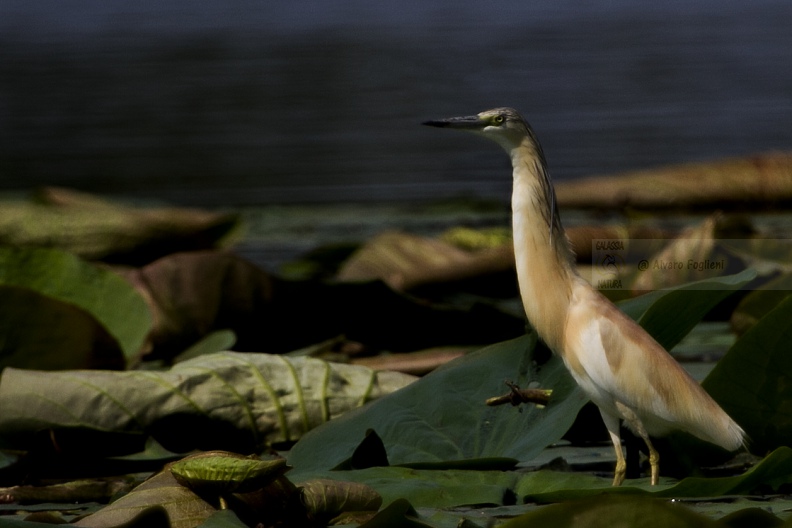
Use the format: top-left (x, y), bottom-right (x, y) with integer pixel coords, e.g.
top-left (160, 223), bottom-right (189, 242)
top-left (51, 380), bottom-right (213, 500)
top-left (423, 107), bottom-right (744, 485)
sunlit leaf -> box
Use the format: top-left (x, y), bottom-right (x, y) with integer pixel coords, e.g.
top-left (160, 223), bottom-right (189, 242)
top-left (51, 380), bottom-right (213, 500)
top-left (554, 152), bottom-right (792, 209)
top-left (0, 352), bottom-right (415, 453)
top-left (336, 230), bottom-right (514, 291)
top-left (170, 452), bottom-right (288, 495)
top-left (287, 333), bottom-right (585, 471)
top-left (288, 271), bottom-right (755, 475)
top-left (174, 330), bottom-right (238, 363)
top-left (0, 187), bottom-right (241, 265)
top-left (0, 247), bottom-right (152, 363)
top-left (0, 286), bottom-right (124, 370)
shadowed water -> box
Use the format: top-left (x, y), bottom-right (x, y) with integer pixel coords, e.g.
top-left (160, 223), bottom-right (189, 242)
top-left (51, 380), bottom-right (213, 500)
top-left (1, 0), bottom-right (790, 206)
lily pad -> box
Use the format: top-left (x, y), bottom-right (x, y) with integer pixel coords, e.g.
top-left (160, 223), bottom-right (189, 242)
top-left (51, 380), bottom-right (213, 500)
top-left (519, 446), bottom-right (792, 503)
top-left (73, 467), bottom-right (215, 528)
top-left (554, 152), bottom-right (792, 209)
top-left (0, 286), bottom-right (124, 370)
top-left (171, 452), bottom-right (289, 495)
top-left (702, 295), bottom-right (792, 454)
top-left (288, 270), bottom-right (755, 475)
top-left (0, 352), bottom-right (416, 453)
top-left (0, 187), bottom-right (241, 265)
top-left (0, 247), bottom-right (152, 363)
top-left (501, 493), bottom-right (720, 528)
top-left (118, 251), bottom-right (524, 361)
top-left (287, 333), bottom-right (585, 471)
top-left (729, 273), bottom-right (792, 335)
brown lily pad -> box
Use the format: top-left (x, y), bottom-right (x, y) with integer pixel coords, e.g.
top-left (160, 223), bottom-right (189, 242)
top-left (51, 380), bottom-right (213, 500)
top-left (0, 187), bottom-right (241, 265)
top-left (116, 250), bottom-right (524, 361)
top-left (336, 230), bottom-right (514, 291)
top-left (555, 151), bottom-right (792, 209)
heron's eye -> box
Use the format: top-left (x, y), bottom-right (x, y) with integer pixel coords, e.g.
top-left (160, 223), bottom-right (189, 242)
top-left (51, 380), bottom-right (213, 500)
top-left (493, 115), bottom-right (505, 125)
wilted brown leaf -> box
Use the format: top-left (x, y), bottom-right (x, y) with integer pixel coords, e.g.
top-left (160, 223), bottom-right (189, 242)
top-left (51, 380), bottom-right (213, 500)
top-left (0, 478), bottom-right (133, 505)
top-left (117, 251), bottom-right (524, 361)
top-left (0, 352), bottom-right (417, 453)
top-left (300, 479), bottom-right (382, 522)
top-left (336, 230), bottom-right (514, 291)
top-left (350, 346), bottom-right (472, 376)
top-left (630, 214), bottom-right (744, 293)
top-left (555, 152), bottom-right (792, 209)
top-left (0, 187), bottom-right (241, 265)
top-left (73, 470), bottom-right (215, 528)
top-left (350, 347), bottom-right (474, 376)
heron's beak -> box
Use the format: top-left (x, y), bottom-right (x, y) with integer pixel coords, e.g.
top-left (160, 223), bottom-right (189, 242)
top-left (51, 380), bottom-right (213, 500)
top-left (422, 115), bottom-right (484, 130)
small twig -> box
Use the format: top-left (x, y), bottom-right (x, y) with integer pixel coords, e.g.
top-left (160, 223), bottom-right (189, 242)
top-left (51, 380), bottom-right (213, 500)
top-left (486, 380), bottom-right (552, 408)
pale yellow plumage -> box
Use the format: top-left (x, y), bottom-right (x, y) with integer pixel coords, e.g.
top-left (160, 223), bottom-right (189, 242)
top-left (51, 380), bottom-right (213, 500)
top-left (424, 107), bottom-right (744, 485)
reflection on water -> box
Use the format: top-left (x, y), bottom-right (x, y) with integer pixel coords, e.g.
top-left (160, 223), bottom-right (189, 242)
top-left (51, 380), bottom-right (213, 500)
top-left (0, 0), bottom-right (790, 205)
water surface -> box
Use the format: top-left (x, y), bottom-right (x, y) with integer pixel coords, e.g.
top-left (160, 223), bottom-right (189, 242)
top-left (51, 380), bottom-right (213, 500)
top-left (1, 0), bottom-right (790, 205)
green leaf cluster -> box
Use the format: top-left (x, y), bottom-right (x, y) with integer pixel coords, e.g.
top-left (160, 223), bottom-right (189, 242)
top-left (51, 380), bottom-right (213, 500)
top-left (0, 247), bottom-right (152, 369)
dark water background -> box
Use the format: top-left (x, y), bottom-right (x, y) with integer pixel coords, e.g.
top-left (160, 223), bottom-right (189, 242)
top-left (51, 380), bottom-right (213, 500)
top-left (1, 0), bottom-right (791, 207)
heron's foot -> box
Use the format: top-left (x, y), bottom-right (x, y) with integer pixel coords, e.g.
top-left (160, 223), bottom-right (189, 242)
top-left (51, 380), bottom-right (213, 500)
top-left (612, 458), bottom-right (626, 487)
top-left (649, 448), bottom-right (660, 486)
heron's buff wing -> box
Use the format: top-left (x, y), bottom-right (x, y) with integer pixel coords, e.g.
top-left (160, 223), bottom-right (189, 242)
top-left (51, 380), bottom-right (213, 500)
top-left (565, 284), bottom-right (744, 448)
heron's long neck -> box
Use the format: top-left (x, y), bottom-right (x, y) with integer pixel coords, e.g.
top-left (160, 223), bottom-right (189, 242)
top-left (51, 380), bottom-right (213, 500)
top-left (510, 138), bottom-right (577, 352)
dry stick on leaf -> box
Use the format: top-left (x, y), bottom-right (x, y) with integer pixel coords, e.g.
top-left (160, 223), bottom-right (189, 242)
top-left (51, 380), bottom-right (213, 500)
top-left (485, 381), bottom-right (552, 408)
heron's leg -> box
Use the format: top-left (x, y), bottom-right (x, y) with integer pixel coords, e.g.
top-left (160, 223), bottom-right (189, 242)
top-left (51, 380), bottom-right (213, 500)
top-left (600, 410), bottom-right (625, 487)
top-left (642, 435), bottom-right (660, 486)
top-left (615, 403), bottom-right (659, 485)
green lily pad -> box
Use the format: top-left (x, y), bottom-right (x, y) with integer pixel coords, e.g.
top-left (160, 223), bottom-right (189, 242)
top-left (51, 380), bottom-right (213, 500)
top-left (0, 247), bottom-right (152, 363)
top-left (519, 447), bottom-right (792, 503)
top-left (171, 452), bottom-right (289, 495)
top-left (287, 271), bottom-right (755, 474)
top-left (622, 268), bottom-right (756, 350)
top-left (703, 295), bottom-right (792, 455)
top-left (287, 333), bottom-right (586, 471)
top-left (0, 286), bottom-right (124, 370)
top-left (501, 493), bottom-right (720, 528)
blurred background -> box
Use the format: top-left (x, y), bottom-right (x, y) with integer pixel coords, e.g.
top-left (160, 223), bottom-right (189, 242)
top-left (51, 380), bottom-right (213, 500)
top-left (1, 0), bottom-right (790, 207)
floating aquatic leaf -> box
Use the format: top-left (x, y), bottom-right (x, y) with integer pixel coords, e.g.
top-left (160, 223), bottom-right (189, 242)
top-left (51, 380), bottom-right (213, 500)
top-left (0, 187), bottom-right (241, 265)
top-left (336, 230), bottom-right (514, 291)
top-left (0, 352), bottom-right (416, 453)
top-left (0, 247), bottom-right (152, 365)
top-left (729, 273), bottom-right (792, 335)
top-left (171, 452), bottom-right (288, 495)
top-left (703, 296), bottom-right (792, 455)
top-left (554, 152), bottom-right (792, 209)
top-left (501, 493), bottom-right (719, 528)
top-left (118, 250), bottom-right (524, 361)
top-left (300, 478), bottom-right (382, 521)
top-left (287, 271), bottom-right (755, 474)
top-left (73, 470), bottom-right (215, 528)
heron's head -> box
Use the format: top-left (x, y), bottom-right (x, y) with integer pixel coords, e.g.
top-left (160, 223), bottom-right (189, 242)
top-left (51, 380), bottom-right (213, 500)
top-left (423, 107), bottom-right (531, 151)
